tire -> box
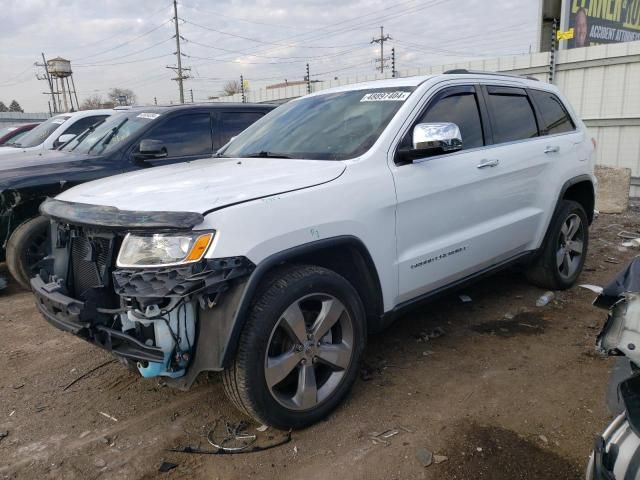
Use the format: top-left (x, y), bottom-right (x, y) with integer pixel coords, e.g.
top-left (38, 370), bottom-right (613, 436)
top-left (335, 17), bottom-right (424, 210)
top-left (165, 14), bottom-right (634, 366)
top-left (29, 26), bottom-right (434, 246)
top-left (6, 216), bottom-right (50, 290)
top-left (525, 199), bottom-right (589, 290)
top-left (223, 264), bottom-right (366, 429)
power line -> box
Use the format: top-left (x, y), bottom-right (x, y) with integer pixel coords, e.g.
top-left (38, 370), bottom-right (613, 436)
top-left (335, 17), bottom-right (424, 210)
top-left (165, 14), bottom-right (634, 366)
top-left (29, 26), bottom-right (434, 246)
top-left (74, 53), bottom-right (173, 67)
top-left (71, 19), bottom-right (173, 62)
top-left (74, 37), bottom-right (174, 66)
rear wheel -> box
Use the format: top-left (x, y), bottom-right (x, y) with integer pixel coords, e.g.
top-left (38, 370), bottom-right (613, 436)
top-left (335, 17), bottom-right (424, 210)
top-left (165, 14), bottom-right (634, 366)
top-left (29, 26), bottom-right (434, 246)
top-left (6, 216), bottom-right (50, 290)
top-left (525, 200), bottom-right (589, 290)
top-left (223, 265), bottom-right (365, 429)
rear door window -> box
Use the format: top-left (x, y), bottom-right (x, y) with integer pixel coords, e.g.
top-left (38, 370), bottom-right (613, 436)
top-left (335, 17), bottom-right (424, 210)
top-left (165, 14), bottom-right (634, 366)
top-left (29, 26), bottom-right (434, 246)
top-left (143, 113), bottom-right (212, 157)
top-left (529, 90), bottom-right (575, 135)
top-left (486, 88), bottom-right (539, 144)
top-left (218, 111), bottom-right (265, 148)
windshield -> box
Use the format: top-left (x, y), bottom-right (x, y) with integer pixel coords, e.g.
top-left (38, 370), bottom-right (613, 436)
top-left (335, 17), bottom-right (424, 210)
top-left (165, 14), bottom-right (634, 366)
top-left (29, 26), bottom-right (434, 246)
top-left (13, 115), bottom-right (69, 148)
top-left (63, 111), bottom-right (160, 155)
top-left (219, 87), bottom-right (415, 160)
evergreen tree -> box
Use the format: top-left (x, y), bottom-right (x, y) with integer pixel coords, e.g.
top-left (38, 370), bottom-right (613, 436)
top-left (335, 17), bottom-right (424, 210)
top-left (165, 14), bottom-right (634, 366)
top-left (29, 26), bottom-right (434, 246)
top-left (0, 102), bottom-right (7, 112)
top-left (8, 100), bottom-right (23, 112)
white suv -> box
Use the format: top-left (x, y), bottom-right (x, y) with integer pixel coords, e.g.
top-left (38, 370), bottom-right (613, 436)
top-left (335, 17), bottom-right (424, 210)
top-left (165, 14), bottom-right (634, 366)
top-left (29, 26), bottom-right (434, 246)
top-left (0, 109), bottom-right (113, 156)
top-left (32, 72), bottom-right (595, 428)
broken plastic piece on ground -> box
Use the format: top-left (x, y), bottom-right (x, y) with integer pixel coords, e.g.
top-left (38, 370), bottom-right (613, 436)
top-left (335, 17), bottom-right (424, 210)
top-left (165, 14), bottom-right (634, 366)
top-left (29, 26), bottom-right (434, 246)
top-left (416, 447), bottom-right (433, 467)
top-left (622, 239), bottom-right (640, 248)
top-left (369, 429), bottom-right (401, 446)
top-left (158, 462), bottom-right (178, 473)
top-left (617, 231), bottom-right (640, 240)
top-left (579, 284), bottom-right (604, 294)
top-left (536, 291), bottom-right (555, 307)
top-left (62, 359), bottom-right (115, 391)
top-left (458, 294), bottom-right (472, 303)
top-left (0, 431), bottom-right (8, 443)
top-left (434, 454), bottom-right (448, 464)
top-left (98, 411), bottom-right (118, 422)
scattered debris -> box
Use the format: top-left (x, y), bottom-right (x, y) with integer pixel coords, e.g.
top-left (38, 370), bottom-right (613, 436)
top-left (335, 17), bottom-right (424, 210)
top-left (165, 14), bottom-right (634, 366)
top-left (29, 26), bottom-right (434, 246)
top-left (369, 429), bottom-right (401, 446)
top-left (617, 230), bottom-right (640, 240)
top-left (476, 447), bottom-right (483, 452)
top-left (79, 431), bottom-right (91, 439)
top-left (293, 445), bottom-right (298, 454)
top-left (416, 448), bottom-right (433, 467)
top-left (360, 365), bottom-right (374, 381)
top-left (422, 350), bottom-right (434, 357)
top-left (0, 276), bottom-right (7, 292)
top-left (9, 410), bottom-right (14, 417)
top-left (12, 383), bottom-right (24, 390)
top-left (434, 454), bottom-right (448, 464)
top-left (458, 294), bottom-right (472, 303)
top-left (63, 360), bottom-right (116, 391)
top-left (0, 431), bottom-right (8, 443)
top-left (415, 327), bottom-right (446, 342)
top-left (158, 462), bottom-right (178, 473)
top-left (171, 418), bottom-right (291, 455)
top-left (94, 458), bottom-right (106, 468)
top-left (208, 420), bottom-right (257, 452)
top-left (539, 434), bottom-right (549, 444)
top-left (34, 405), bottom-right (46, 413)
top-left (604, 258), bottom-right (620, 264)
top-left (536, 291), bottom-right (555, 307)
top-left (504, 313), bottom-right (515, 320)
top-left (579, 284), bottom-right (604, 294)
top-left (99, 412), bottom-right (118, 422)
top-left (622, 239), bottom-right (640, 248)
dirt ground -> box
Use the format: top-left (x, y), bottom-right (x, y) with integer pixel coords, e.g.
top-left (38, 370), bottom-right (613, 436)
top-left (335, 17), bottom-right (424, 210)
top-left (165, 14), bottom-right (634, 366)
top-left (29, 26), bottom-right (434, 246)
top-left (2, 209), bottom-right (640, 480)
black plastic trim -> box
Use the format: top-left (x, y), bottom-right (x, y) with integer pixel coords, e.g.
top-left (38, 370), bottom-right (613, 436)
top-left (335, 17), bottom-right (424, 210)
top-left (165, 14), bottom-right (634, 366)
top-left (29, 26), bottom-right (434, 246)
top-left (557, 174), bottom-right (595, 224)
top-left (41, 198), bottom-right (204, 230)
top-left (384, 250), bottom-right (536, 322)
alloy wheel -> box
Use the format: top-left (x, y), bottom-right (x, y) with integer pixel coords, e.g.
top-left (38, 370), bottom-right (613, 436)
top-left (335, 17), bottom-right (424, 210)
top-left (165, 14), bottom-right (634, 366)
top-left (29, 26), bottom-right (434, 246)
top-left (556, 213), bottom-right (584, 279)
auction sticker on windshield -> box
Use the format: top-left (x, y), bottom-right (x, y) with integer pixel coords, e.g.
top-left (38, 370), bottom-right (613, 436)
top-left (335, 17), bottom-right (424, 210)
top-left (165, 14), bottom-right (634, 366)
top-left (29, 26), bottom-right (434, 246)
top-left (360, 91), bottom-right (411, 102)
top-left (137, 113), bottom-right (161, 120)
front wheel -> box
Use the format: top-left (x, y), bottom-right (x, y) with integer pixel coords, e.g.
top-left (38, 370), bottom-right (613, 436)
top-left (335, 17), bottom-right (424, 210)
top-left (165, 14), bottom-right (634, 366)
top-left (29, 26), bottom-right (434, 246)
top-left (222, 265), bottom-right (365, 429)
top-left (525, 199), bottom-right (589, 290)
top-left (6, 216), bottom-right (50, 290)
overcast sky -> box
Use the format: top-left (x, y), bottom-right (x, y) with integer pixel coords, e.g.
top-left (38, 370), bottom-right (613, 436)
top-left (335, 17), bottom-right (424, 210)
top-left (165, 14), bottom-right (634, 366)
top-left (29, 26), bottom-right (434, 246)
top-left (0, 0), bottom-right (540, 112)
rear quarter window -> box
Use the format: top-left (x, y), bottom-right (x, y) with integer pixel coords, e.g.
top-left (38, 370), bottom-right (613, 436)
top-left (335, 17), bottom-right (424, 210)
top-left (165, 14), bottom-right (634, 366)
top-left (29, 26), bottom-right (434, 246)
top-left (529, 90), bottom-right (575, 135)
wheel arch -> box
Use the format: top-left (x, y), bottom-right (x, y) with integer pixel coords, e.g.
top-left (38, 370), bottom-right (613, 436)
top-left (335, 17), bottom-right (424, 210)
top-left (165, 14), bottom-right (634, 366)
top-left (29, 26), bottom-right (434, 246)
top-left (559, 174), bottom-right (595, 224)
top-left (221, 235), bottom-right (384, 367)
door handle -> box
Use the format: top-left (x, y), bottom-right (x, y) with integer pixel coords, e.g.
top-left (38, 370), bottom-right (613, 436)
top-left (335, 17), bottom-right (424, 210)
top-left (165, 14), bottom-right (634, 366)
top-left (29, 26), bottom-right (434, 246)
top-left (544, 145), bottom-right (560, 154)
top-left (476, 158), bottom-right (500, 169)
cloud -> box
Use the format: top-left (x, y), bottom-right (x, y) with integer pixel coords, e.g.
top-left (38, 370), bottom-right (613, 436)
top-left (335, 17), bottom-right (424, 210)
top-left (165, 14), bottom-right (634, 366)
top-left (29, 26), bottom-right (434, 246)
top-left (0, 0), bottom-right (539, 110)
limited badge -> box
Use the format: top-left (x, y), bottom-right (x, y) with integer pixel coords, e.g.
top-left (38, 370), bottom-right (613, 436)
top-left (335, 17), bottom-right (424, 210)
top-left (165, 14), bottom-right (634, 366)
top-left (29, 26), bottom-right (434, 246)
top-left (137, 112), bottom-right (161, 120)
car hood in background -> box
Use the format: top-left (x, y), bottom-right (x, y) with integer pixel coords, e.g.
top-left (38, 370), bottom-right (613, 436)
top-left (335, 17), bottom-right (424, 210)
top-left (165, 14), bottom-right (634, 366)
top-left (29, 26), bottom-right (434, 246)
top-left (56, 157), bottom-right (346, 214)
top-left (0, 145), bottom-right (42, 156)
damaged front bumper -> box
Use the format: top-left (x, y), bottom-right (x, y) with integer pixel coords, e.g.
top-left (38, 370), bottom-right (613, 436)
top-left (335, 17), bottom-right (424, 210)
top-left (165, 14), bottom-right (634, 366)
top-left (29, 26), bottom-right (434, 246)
top-left (33, 198), bottom-right (256, 388)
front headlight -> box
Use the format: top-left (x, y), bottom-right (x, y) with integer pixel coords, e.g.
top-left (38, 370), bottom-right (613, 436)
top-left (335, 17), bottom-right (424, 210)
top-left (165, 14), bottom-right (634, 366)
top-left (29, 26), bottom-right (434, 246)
top-left (116, 231), bottom-right (215, 268)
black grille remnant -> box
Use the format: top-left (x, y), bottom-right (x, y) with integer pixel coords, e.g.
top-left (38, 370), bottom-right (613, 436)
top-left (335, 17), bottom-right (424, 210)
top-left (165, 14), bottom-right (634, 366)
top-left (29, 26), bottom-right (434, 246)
top-left (113, 257), bottom-right (255, 298)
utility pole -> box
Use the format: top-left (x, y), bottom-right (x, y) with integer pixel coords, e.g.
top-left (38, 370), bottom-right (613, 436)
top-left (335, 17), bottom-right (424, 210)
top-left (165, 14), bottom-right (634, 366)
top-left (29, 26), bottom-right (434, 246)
top-left (391, 47), bottom-right (396, 78)
top-left (549, 18), bottom-right (558, 83)
top-left (166, 0), bottom-right (190, 103)
top-left (240, 75), bottom-right (246, 103)
top-left (154, 96), bottom-right (158, 105)
top-left (190, 88), bottom-right (194, 102)
top-left (306, 63), bottom-right (311, 94)
top-left (371, 26), bottom-right (391, 74)
top-left (38, 52), bottom-right (57, 113)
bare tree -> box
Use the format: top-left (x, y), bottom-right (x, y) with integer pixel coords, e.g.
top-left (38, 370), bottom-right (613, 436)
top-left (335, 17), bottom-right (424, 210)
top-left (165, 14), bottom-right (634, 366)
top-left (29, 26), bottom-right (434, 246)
top-left (222, 80), bottom-right (243, 96)
top-left (107, 88), bottom-right (137, 106)
top-left (80, 94), bottom-right (113, 110)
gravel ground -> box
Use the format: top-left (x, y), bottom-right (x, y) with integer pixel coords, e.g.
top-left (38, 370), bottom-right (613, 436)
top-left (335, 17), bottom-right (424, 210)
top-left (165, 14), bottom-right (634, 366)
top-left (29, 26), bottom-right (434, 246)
top-left (2, 209), bottom-right (640, 479)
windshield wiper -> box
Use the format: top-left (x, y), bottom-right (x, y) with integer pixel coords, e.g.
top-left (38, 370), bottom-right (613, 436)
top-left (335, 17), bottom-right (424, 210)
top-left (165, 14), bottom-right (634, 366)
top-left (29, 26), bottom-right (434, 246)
top-left (87, 118), bottom-right (128, 155)
top-left (245, 151), bottom-right (292, 159)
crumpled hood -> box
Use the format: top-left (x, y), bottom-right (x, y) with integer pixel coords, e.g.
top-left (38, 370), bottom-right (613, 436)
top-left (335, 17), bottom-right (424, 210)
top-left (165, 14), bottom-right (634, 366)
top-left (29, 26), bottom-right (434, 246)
top-left (57, 156), bottom-right (346, 213)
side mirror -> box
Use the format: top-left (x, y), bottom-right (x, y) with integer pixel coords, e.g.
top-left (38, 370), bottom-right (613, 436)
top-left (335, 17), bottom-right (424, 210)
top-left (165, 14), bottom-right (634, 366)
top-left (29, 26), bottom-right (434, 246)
top-left (397, 122), bottom-right (462, 162)
top-left (135, 139), bottom-right (168, 159)
top-left (54, 133), bottom-right (76, 148)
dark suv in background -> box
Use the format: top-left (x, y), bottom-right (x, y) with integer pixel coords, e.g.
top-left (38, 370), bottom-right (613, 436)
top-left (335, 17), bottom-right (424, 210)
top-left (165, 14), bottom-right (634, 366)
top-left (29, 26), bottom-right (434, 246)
top-left (0, 102), bottom-right (275, 288)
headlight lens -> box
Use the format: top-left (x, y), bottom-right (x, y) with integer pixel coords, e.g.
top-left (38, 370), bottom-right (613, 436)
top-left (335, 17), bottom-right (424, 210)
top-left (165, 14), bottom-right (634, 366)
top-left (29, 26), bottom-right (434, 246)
top-left (116, 231), bottom-right (215, 267)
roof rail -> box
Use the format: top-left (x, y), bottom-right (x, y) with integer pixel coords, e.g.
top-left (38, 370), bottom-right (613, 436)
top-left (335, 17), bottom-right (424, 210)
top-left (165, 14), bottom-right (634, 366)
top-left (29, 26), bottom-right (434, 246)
top-left (443, 69), bottom-right (539, 81)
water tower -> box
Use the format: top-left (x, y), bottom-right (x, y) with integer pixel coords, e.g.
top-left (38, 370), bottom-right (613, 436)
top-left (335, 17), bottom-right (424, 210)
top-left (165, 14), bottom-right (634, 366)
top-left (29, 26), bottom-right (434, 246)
top-left (46, 57), bottom-right (80, 112)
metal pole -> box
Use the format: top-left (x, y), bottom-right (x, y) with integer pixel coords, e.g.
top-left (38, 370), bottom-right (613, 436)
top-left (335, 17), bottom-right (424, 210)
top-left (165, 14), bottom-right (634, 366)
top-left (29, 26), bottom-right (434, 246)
top-left (70, 75), bottom-right (80, 109)
top-left (380, 26), bottom-right (384, 73)
top-left (549, 18), bottom-right (558, 84)
top-left (190, 89), bottom-right (194, 102)
top-left (240, 75), bottom-right (246, 103)
top-left (306, 63), bottom-right (311, 94)
top-left (65, 77), bottom-right (74, 111)
top-left (42, 52), bottom-right (57, 113)
top-left (173, 0), bottom-right (184, 103)
top-left (391, 47), bottom-right (396, 78)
